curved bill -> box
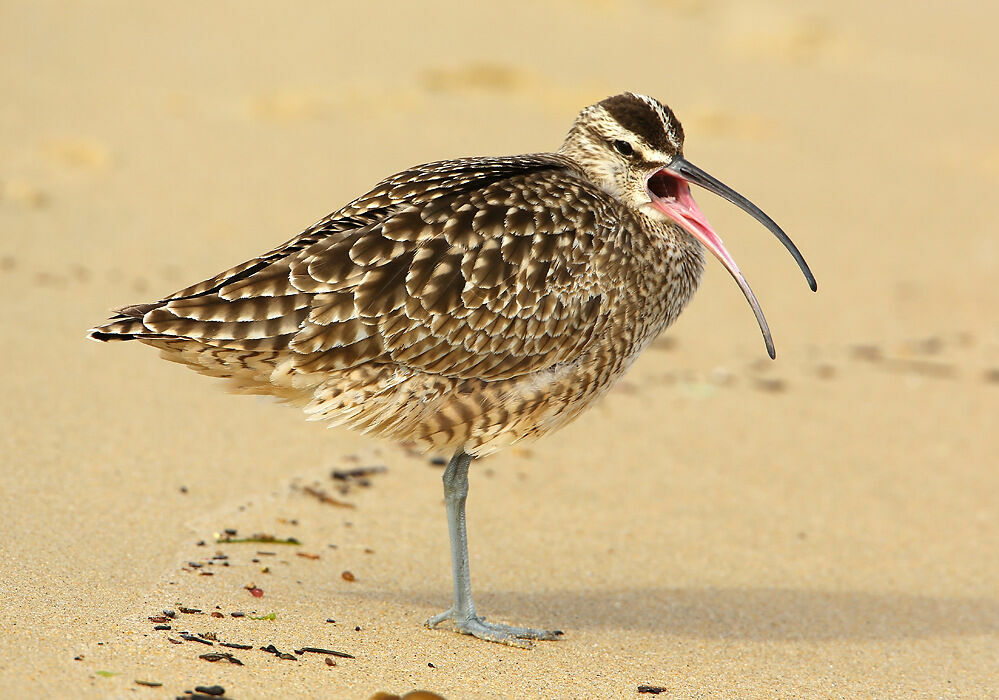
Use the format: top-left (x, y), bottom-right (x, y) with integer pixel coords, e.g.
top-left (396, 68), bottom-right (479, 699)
top-left (668, 157), bottom-right (817, 292)
top-left (647, 159), bottom-right (815, 359)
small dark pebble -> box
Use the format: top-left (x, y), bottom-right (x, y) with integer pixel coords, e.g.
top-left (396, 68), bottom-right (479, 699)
top-left (163, 610), bottom-right (177, 618)
top-left (153, 624), bottom-right (171, 631)
top-left (179, 486), bottom-right (188, 494)
top-left (135, 680), bottom-right (163, 687)
top-left (429, 457), bottom-right (447, 466)
top-left (211, 612), bottom-right (224, 618)
top-left (325, 657), bottom-right (336, 667)
top-left (167, 637), bottom-right (183, 645)
top-left (194, 686), bottom-right (225, 696)
top-left (196, 540), bottom-right (206, 547)
top-left (354, 626), bottom-right (361, 632)
top-left (326, 618), bottom-right (336, 624)
top-left (428, 662), bottom-right (435, 668)
top-left (298, 646), bottom-right (355, 659)
top-left (74, 656), bottom-right (84, 661)
top-left (149, 616), bottom-right (170, 623)
top-left (638, 686), bottom-right (667, 695)
top-left (179, 607), bottom-right (202, 614)
top-left (198, 652), bottom-right (243, 665)
top-left (224, 529), bottom-right (237, 536)
top-left (220, 642), bottom-right (253, 650)
top-left (189, 562), bottom-right (203, 568)
top-left (198, 632), bottom-right (219, 641)
top-left (230, 612), bottom-right (246, 618)
top-left (199, 572), bottom-right (214, 576)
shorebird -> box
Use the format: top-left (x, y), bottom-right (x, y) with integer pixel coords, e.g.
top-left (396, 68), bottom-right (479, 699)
top-left (89, 92), bottom-right (815, 647)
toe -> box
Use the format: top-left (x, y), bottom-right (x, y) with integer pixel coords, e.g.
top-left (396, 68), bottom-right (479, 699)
top-left (455, 616), bottom-right (562, 647)
top-left (425, 608), bottom-right (455, 629)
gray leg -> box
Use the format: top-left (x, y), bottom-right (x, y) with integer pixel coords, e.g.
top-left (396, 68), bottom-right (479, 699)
top-left (425, 448), bottom-right (563, 648)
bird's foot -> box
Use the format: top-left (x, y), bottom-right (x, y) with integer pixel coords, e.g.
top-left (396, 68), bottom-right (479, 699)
top-left (425, 609), bottom-right (563, 649)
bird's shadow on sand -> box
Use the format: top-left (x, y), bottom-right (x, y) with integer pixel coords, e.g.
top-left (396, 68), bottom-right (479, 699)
top-left (346, 587), bottom-right (998, 641)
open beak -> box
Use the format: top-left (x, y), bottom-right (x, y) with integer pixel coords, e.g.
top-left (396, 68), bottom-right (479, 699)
top-left (647, 157), bottom-right (816, 359)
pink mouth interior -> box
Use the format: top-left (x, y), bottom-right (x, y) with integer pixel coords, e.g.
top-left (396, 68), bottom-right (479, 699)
top-left (647, 168), bottom-right (775, 358)
top-left (647, 171), bottom-right (742, 273)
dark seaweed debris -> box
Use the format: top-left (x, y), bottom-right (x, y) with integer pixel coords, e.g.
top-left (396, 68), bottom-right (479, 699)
top-left (260, 644), bottom-right (297, 660)
top-left (329, 465), bottom-right (387, 495)
top-left (198, 652), bottom-right (243, 665)
top-left (301, 484), bottom-right (355, 508)
top-left (331, 465), bottom-right (387, 481)
top-left (296, 646), bottom-right (355, 659)
top-left (180, 632), bottom-right (213, 646)
top-left (215, 532), bottom-right (301, 545)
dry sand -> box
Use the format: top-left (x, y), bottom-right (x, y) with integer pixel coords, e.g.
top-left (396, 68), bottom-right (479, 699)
top-left (2, 1), bottom-right (997, 697)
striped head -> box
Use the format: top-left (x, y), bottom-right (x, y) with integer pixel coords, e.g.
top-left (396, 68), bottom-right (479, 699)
top-left (560, 92), bottom-right (817, 359)
top-left (560, 92), bottom-right (686, 214)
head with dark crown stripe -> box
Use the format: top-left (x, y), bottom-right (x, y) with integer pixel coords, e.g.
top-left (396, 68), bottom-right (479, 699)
top-left (560, 92), bottom-right (816, 359)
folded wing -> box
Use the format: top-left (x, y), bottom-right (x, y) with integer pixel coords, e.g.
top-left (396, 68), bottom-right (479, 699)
top-left (90, 155), bottom-right (631, 383)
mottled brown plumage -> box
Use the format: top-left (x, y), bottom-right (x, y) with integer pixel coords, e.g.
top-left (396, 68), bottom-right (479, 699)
top-left (90, 130), bottom-right (702, 456)
top-left (89, 93), bottom-right (813, 646)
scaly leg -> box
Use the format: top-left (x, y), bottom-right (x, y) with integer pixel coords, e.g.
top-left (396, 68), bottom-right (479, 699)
top-left (425, 448), bottom-right (563, 648)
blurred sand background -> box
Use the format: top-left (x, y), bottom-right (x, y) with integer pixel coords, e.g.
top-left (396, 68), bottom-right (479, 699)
top-left (2, 1), bottom-right (997, 697)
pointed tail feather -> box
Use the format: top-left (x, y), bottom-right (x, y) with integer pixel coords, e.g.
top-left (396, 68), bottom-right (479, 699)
top-left (87, 303), bottom-right (169, 341)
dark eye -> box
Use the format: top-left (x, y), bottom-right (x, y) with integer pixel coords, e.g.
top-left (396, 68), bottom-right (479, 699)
top-left (612, 140), bottom-right (634, 157)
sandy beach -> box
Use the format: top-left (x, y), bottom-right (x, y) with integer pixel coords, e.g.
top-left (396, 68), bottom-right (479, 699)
top-left (2, 1), bottom-right (997, 697)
